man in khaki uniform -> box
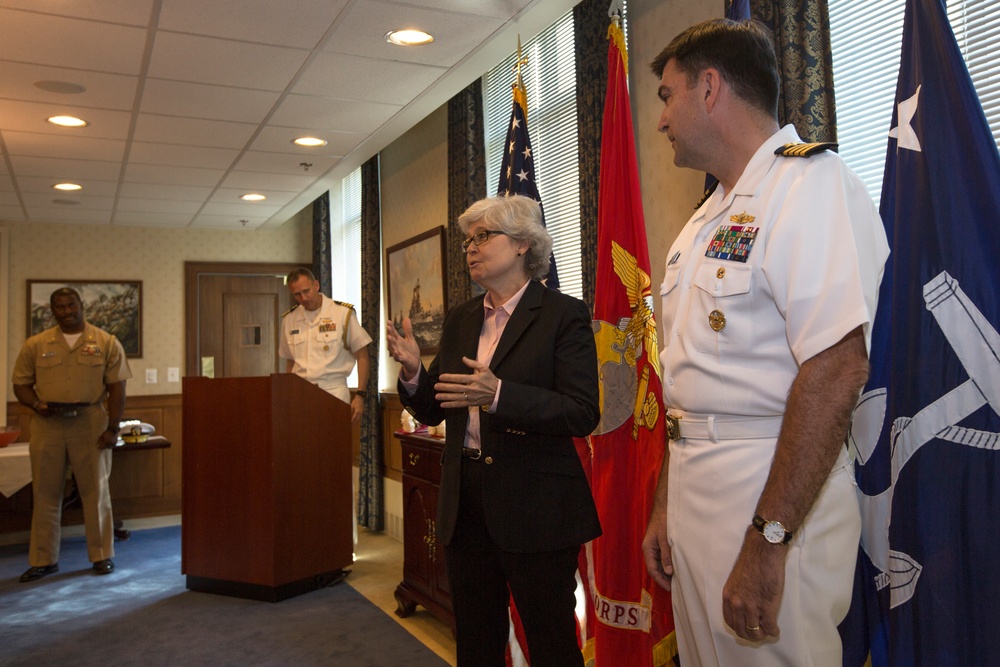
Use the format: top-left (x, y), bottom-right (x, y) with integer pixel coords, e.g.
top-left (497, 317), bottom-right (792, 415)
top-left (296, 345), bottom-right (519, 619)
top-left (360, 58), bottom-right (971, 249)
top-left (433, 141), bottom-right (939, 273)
top-left (13, 287), bottom-right (131, 582)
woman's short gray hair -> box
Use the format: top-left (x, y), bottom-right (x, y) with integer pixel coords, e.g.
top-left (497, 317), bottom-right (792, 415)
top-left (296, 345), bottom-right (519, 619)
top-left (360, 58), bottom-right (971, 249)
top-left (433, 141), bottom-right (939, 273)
top-left (457, 195), bottom-right (553, 281)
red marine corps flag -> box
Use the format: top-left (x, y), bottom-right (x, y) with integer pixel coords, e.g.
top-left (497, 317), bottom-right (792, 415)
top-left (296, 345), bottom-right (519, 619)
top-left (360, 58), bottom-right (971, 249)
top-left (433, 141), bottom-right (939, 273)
top-left (588, 7), bottom-right (677, 666)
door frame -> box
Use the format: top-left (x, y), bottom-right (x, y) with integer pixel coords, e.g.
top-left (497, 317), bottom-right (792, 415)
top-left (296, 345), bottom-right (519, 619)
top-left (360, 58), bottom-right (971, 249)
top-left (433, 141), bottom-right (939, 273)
top-left (184, 261), bottom-right (306, 377)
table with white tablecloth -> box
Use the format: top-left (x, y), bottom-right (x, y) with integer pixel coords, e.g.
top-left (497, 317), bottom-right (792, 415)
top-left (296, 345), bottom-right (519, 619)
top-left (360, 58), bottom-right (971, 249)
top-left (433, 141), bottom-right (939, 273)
top-left (0, 443), bottom-right (32, 498)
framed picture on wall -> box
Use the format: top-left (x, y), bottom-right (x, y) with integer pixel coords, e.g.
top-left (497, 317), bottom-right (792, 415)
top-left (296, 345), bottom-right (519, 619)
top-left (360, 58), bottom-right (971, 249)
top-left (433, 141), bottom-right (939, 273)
top-left (27, 280), bottom-right (143, 358)
top-left (385, 227), bottom-right (447, 355)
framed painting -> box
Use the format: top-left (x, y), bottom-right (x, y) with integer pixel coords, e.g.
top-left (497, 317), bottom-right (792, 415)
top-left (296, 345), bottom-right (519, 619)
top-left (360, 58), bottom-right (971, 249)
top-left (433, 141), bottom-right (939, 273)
top-left (386, 227), bottom-right (447, 355)
top-left (27, 280), bottom-right (143, 358)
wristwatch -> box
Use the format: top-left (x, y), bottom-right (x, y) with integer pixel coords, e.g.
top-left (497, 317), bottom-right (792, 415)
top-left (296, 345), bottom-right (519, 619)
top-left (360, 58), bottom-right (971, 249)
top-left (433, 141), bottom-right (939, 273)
top-left (752, 513), bottom-right (793, 545)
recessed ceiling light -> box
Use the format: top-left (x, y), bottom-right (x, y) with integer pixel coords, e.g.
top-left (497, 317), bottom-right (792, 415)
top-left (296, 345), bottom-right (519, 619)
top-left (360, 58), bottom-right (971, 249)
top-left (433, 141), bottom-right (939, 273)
top-left (293, 137), bottom-right (328, 147)
top-left (385, 29), bottom-right (433, 46)
top-left (53, 183), bottom-right (82, 191)
top-left (35, 80), bottom-right (86, 94)
top-left (241, 193), bottom-right (267, 202)
top-left (47, 115), bottom-right (88, 127)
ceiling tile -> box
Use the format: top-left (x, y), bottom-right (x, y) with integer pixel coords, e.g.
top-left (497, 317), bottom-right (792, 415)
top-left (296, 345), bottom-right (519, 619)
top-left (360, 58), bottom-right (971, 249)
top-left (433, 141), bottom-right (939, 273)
top-left (10, 156), bottom-right (123, 181)
top-left (0, 100), bottom-right (132, 139)
top-left (140, 80), bottom-right (281, 124)
top-left (216, 173), bottom-right (316, 193)
top-left (118, 182), bottom-right (215, 201)
top-left (197, 201), bottom-right (282, 217)
top-left (292, 53), bottom-right (446, 105)
top-left (271, 95), bottom-right (399, 135)
top-left (148, 33), bottom-right (310, 91)
top-left (0, 62), bottom-right (138, 111)
top-left (0, 0), bottom-right (155, 26)
top-left (320, 1), bottom-right (505, 67)
top-left (115, 198), bottom-right (203, 214)
top-left (3, 131), bottom-right (125, 163)
top-left (0, 0), bottom-right (576, 229)
top-left (132, 115), bottom-right (258, 149)
top-left (0, 8), bottom-right (148, 74)
top-left (16, 176), bottom-right (119, 197)
top-left (123, 163), bottom-right (226, 186)
top-left (22, 192), bottom-right (114, 210)
top-left (232, 151), bottom-right (337, 175)
top-left (158, 0), bottom-right (351, 48)
top-left (248, 126), bottom-right (361, 157)
top-left (127, 142), bottom-right (241, 170)
top-left (0, 205), bottom-right (27, 221)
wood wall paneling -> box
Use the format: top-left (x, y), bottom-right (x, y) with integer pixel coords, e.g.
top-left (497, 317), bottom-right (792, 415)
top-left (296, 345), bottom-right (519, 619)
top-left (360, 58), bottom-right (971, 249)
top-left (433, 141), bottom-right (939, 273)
top-left (2, 394), bottom-right (182, 533)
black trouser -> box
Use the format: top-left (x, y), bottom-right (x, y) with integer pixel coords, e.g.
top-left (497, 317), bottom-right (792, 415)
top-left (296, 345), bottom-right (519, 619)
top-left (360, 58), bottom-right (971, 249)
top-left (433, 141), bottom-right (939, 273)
top-left (444, 456), bottom-right (584, 667)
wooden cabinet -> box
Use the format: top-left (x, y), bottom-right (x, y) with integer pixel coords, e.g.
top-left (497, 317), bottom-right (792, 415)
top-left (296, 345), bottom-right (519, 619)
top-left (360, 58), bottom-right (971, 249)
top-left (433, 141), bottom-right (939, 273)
top-left (393, 431), bottom-right (453, 629)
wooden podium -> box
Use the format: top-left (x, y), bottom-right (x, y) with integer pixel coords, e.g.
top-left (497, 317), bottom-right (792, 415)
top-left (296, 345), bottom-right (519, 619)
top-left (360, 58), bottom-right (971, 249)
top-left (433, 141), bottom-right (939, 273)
top-left (181, 374), bottom-right (353, 601)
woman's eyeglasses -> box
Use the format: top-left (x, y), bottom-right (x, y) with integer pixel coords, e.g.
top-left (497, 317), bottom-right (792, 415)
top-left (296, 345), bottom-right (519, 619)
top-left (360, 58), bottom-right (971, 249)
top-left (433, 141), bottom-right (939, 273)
top-left (461, 229), bottom-right (508, 251)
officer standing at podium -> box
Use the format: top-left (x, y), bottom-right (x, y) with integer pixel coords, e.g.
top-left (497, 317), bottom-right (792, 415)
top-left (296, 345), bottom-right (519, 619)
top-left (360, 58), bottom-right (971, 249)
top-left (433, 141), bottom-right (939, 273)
top-left (279, 268), bottom-right (371, 422)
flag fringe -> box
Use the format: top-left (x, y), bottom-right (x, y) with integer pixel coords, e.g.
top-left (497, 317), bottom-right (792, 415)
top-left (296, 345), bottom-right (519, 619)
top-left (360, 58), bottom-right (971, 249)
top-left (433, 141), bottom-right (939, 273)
top-left (607, 22), bottom-right (628, 75)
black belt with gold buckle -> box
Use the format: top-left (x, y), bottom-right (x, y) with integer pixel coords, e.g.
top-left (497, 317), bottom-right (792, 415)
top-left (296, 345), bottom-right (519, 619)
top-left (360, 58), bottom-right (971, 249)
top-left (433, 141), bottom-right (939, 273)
top-left (666, 415), bottom-right (681, 441)
top-left (461, 447), bottom-right (482, 460)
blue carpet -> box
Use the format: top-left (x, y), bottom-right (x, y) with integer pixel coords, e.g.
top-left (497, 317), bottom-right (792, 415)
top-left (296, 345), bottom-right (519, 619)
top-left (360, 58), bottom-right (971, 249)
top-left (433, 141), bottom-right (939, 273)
top-left (0, 525), bottom-right (448, 666)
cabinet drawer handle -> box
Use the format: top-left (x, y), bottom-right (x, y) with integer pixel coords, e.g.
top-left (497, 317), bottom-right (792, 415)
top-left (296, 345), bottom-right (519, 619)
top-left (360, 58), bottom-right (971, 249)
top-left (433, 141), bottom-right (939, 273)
top-left (408, 452), bottom-right (420, 466)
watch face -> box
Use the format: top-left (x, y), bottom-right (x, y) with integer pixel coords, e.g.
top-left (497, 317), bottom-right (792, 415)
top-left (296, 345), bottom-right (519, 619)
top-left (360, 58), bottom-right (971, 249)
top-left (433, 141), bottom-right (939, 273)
top-left (762, 521), bottom-right (786, 544)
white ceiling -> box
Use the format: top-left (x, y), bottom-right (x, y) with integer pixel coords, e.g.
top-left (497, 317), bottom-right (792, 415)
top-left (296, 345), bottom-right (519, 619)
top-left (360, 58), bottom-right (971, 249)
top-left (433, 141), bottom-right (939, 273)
top-left (0, 0), bottom-right (577, 230)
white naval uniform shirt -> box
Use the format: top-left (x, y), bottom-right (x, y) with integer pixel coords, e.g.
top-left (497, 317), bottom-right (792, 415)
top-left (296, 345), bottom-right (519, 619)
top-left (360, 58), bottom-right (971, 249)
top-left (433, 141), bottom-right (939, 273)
top-left (279, 295), bottom-right (372, 403)
top-left (659, 125), bottom-right (889, 418)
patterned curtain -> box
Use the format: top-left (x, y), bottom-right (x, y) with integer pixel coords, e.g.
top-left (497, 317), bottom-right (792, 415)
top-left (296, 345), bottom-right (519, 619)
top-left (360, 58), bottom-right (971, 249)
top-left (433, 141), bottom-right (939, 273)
top-left (312, 191), bottom-right (332, 295)
top-left (574, 0), bottom-right (609, 310)
top-left (357, 155), bottom-right (383, 531)
top-left (446, 79), bottom-right (487, 308)
top-left (750, 0), bottom-right (838, 142)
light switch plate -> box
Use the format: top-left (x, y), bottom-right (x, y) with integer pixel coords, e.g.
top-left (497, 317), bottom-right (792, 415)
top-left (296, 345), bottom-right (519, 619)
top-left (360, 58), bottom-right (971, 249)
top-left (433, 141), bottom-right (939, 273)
top-left (167, 367), bottom-right (179, 382)
top-left (146, 368), bottom-right (157, 384)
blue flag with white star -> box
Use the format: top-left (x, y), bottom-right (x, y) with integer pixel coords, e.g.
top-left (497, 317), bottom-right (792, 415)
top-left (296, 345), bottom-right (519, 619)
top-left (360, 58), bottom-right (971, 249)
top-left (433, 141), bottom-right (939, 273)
top-left (496, 79), bottom-right (559, 289)
top-left (841, 0), bottom-right (1000, 664)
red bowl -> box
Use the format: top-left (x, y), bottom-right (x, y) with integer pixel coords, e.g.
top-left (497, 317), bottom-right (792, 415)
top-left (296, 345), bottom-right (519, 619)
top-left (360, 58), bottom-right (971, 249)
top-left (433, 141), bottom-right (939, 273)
top-left (0, 428), bottom-right (22, 448)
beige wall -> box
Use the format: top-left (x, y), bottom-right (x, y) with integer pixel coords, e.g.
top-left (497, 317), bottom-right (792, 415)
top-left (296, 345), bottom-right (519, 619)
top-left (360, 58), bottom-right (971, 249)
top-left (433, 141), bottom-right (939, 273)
top-left (378, 105), bottom-right (449, 385)
top-left (630, 0), bottom-right (719, 345)
top-left (3, 211), bottom-right (312, 398)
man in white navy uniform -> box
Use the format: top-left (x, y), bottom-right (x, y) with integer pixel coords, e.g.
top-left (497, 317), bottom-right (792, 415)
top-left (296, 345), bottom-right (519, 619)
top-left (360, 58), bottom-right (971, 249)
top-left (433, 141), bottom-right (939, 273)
top-left (640, 19), bottom-right (890, 666)
top-left (279, 268), bottom-right (371, 422)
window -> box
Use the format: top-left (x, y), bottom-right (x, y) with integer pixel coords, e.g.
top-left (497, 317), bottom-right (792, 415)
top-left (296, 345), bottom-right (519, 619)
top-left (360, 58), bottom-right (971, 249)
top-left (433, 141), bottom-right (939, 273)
top-left (483, 11), bottom-right (582, 299)
top-left (335, 168), bottom-right (362, 385)
top-left (830, 0), bottom-right (1000, 206)
top-left (339, 168), bottom-right (362, 320)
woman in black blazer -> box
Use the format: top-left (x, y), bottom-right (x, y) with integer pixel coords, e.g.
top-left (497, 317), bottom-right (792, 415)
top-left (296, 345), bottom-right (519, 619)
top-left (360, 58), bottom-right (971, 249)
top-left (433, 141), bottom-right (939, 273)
top-left (387, 194), bottom-right (601, 667)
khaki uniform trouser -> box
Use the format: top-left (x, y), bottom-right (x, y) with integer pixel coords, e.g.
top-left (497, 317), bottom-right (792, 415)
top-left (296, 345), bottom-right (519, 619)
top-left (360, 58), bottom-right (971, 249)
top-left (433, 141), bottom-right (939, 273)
top-left (29, 405), bottom-right (114, 565)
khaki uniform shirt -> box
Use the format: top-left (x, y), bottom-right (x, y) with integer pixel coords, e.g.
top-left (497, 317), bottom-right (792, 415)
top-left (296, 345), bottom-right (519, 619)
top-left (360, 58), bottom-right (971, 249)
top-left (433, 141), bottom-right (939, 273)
top-left (12, 323), bottom-right (132, 402)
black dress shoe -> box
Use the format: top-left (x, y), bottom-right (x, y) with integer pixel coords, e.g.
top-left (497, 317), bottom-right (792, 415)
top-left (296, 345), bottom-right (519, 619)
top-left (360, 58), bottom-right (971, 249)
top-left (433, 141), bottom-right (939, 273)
top-left (19, 564), bottom-right (59, 583)
top-left (92, 559), bottom-right (115, 575)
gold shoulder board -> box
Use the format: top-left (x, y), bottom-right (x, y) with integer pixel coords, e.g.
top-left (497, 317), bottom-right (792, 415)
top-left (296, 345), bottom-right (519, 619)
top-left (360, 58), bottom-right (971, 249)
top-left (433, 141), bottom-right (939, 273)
top-left (774, 142), bottom-right (838, 158)
top-left (334, 300), bottom-right (355, 311)
top-left (694, 180), bottom-right (719, 210)
top-left (281, 304), bottom-right (299, 317)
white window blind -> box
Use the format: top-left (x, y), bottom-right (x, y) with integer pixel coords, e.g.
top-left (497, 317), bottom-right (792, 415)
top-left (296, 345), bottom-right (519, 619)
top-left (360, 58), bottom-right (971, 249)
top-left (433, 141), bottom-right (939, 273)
top-left (830, 0), bottom-right (1000, 207)
top-left (483, 11), bottom-right (582, 300)
top-left (340, 168), bottom-right (362, 320)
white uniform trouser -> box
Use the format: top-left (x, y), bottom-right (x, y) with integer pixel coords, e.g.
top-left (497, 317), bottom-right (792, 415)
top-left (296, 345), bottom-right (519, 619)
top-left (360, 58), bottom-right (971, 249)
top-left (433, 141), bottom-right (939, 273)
top-left (667, 431), bottom-right (860, 667)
